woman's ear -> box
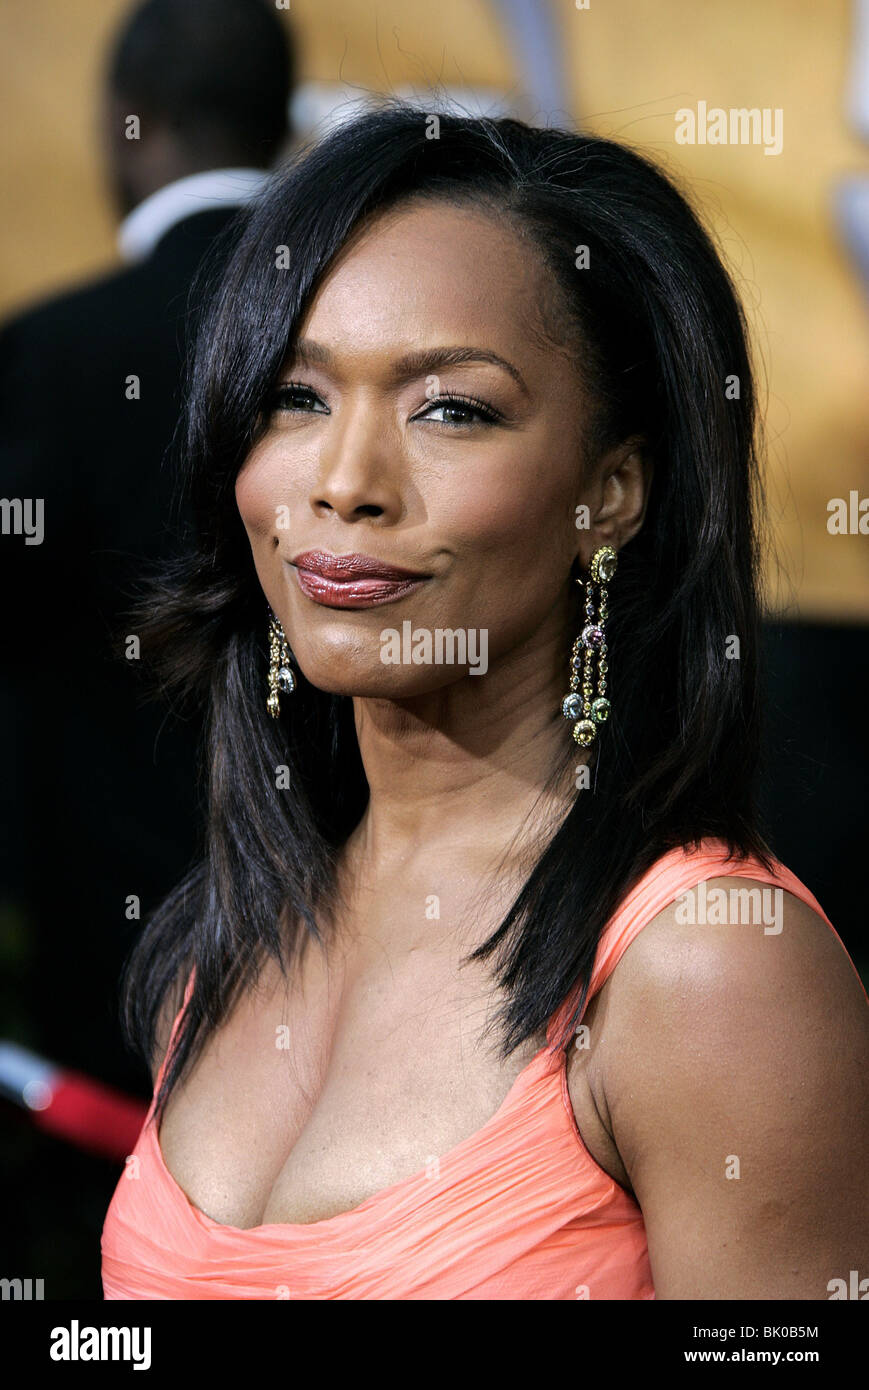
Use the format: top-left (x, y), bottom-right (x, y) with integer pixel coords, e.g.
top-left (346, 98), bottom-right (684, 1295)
top-left (577, 437), bottom-right (652, 563)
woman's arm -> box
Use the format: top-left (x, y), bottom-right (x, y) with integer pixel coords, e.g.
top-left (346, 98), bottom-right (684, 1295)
top-left (598, 878), bottom-right (869, 1299)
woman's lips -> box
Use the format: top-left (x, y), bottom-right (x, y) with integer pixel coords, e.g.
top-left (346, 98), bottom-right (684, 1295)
top-left (294, 569), bottom-right (427, 608)
top-left (290, 550), bottom-right (430, 609)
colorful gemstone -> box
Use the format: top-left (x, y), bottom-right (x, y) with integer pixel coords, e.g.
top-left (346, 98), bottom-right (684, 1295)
top-left (572, 719), bottom-right (596, 746)
top-left (581, 624), bottom-right (604, 648)
top-left (562, 693), bottom-right (583, 720)
top-left (591, 697), bottom-right (610, 722)
top-left (591, 546), bottom-right (617, 583)
top-left (277, 666), bottom-right (295, 692)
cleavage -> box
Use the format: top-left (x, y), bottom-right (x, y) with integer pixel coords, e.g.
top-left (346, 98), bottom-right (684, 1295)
top-left (156, 935), bottom-right (545, 1229)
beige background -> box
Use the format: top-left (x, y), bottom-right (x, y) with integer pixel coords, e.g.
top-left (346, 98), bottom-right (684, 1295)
top-left (1, 0), bottom-right (867, 619)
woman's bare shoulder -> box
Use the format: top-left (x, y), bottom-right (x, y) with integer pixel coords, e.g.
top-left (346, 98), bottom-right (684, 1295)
top-left (601, 877), bottom-right (865, 1020)
top-left (592, 879), bottom-right (869, 1297)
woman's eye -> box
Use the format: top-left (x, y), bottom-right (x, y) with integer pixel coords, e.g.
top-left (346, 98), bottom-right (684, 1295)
top-left (264, 384), bottom-right (500, 427)
top-left (267, 382), bottom-right (328, 414)
top-left (416, 395), bottom-right (501, 427)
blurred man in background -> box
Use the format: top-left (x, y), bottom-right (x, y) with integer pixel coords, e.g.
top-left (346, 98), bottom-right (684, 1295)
top-left (0, 0), bottom-right (295, 1294)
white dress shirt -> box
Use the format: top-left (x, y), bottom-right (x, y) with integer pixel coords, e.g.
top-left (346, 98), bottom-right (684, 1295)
top-left (117, 167), bottom-right (270, 264)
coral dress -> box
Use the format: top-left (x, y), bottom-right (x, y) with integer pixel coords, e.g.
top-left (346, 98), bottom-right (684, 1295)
top-left (101, 840), bottom-right (862, 1299)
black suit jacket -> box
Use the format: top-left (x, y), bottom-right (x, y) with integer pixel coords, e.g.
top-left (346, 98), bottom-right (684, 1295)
top-left (0, 206), bottom-right (245, 1088)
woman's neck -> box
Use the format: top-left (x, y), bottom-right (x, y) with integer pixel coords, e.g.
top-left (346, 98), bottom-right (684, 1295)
top-left (346, 619), bottom-right (581, 876)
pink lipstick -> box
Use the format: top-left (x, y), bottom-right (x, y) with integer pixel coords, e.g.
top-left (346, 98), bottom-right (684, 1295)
top-left (290, 550), bottom-right (431, 609)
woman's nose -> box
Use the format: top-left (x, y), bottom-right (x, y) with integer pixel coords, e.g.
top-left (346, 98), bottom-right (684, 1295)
top-left (309, 397), bottom-right (404, 522)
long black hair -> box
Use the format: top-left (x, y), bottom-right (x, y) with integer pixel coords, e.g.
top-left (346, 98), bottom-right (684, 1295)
top-left (120, 100), bottom-right (772, 1122)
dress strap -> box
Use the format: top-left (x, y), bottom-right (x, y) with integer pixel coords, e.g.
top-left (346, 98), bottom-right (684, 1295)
top-left (544, 838), bottom-right (856, 1048)
top-left (146, 965), bottom-right (198, 1119)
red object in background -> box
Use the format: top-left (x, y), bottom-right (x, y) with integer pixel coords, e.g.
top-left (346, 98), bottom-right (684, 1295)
top-left (33, 1072), bottom-right (149, 1161)
top-left (0, 1041), bottom-right (149, 1162)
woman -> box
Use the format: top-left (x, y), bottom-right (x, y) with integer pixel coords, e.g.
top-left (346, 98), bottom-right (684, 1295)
top-left (102, 102), bottom-right (869, 1300)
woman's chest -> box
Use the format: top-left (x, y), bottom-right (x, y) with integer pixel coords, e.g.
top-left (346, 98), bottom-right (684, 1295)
top-left (156, 932), bottom-right (555, 1229)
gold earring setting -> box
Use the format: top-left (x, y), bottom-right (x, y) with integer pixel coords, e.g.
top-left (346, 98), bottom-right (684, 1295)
top-left (267, 609), bottom-right (296, 717)
top-left (561, 544), bottom-right (617, 747)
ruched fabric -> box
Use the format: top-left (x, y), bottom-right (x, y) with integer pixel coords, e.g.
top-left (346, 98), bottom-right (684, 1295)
top-left (102, 840), bottom-right (862, 1299)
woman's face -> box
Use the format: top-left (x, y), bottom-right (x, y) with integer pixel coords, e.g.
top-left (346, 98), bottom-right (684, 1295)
top-left (235, 199), bottom-right (614, 698)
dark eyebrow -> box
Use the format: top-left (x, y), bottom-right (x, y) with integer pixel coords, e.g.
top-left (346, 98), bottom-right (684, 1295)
top-left (290, 339), bottom-right (530, 397)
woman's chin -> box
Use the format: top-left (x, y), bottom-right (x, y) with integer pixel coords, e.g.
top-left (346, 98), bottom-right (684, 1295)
top-left (294, 664), bottom-right (469, 701)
